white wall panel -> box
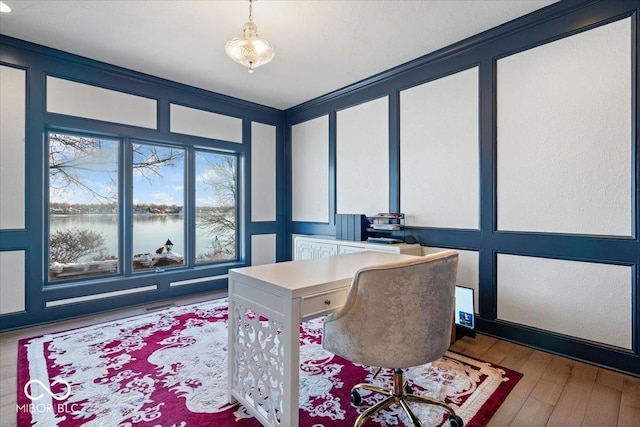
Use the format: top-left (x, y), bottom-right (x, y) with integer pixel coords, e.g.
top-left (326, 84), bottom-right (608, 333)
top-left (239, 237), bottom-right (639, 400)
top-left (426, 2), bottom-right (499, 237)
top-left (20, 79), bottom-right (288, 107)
top-left (336, 97), bottom-right (389, 216)
top-left (400, 67), bottom-right (479, 229)
top-left (0, 66), bottom-right (26, 230)
top-left (291, 116), bottom-right (329, 222)
top-left (171, 274), bottom-right (228, 287)
top-left (497, 18), bottom-right (632, 236)
top-left (46, 285), bottom-right (158, 307)
top-left (47, 76), bottom-right (157, 129)
top-left (251, 234), bottom-right (276, 266)
top-left (170, 104), bottom-right (242, 143)
top-left (251, 122), bottom-right (277, 222)
top-left (422, 247), bottom-right (479, 310)
top-left (497, 254), bottom-right (632, 349)
top-left (0, 251), bottom-right (26, 314)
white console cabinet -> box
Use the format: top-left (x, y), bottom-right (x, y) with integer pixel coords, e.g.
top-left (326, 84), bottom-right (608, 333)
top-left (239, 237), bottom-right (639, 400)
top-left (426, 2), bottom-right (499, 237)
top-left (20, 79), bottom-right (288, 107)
top-left (294, 235), bottom-right (421, 260)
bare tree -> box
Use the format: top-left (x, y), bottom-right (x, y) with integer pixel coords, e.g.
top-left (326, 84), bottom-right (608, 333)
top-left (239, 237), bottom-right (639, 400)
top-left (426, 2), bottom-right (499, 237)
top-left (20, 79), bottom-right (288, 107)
top-left (49, 133), bottom-right (183, 202)
top-left (132, 143), bottom-right (183, 182)
top-left (197, 155), bottom-right (237, 259)
top-left (49, 228), bottom-right (107, 264)
top-left (49, 134), bottom-right (115, 202)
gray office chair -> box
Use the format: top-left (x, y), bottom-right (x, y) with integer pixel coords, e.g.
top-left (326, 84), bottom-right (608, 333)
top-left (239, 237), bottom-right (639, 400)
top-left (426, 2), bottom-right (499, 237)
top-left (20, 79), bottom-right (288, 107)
top-left (322, 250), bottom-right (463, 427)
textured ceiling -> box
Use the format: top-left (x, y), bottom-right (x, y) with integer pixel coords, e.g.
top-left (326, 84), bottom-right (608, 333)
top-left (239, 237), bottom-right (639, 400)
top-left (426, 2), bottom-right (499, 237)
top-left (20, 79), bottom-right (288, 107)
top-left (0, 0), bottom-right (556, 109)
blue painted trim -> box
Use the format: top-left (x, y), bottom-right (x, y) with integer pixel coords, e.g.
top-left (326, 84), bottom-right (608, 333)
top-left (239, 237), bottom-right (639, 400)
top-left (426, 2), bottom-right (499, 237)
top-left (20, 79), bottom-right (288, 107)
top-left (275, 115), bottom-right (289, 262)
top-left (282, 118), bottom-right (293, 260)
top-left (284, 0), bottom-right (640, 376)
top-left (479, 57), bottom-right (496, 320)
top-left (0, 35), bottom-right (281, 117)
top-left (122, 138), bottom-right (132, 277)
top-left (632, 7), bottom-right (640, 358)
top-left (242, 118), bottom-right (252, 265)
top-left (27, 65), bottom-right (46, 310)
top-left (0, 35), bottom-right (282, 331)
top-left (0, 277), bottom-right (229, 332)
top-left (185, 148), bottom-right (196, 265)
top-left (250, 222), bottom-right (278, 234)
top-left (477, 318), bottom-right (640, 376)
top-left (388, 91), bottom-right (400, 213)
top-left (328, 112), bottom-right (337, 226)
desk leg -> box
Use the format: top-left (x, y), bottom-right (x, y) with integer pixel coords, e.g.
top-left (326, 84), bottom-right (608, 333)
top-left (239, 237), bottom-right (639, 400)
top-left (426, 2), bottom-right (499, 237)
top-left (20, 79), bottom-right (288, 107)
top-left (283, 298), bottom-right (301, 426)
top-left (227, 284), bottom-right (238, 404)
top-left (228, 289), bottom-right (299, 426)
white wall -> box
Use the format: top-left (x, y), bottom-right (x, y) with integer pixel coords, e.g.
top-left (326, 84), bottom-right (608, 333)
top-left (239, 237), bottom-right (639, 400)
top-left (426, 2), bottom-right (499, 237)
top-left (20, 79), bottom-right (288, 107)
top-left (498, 254), bottom-right (632, 349)
top-left (493, 17), bottom-right (633, 349)
top-left (291, 116), bottom-right (329, 222)
top-left (251, 122), bottom-right (276, 222)
top-left (497, 17), bottom-right (632, 236)
top-left (0, 66), bottom-right (27, 315)
top-left (400, 67), bottom-right (479, 229)
top-left (170, 104), bottom-right (242, 143)
top-left (0, 251), bottom-right (26, 314)
top-left (47, 76), bottom-right (157, 129)
top-left (46, 285), bottom-right (158, 308)
top-left (251, 234), bottom-right (276, 266)
top-left (0, 65), bottom-right (26, 230)
top-left (336, 97), bottom-right (389, 216)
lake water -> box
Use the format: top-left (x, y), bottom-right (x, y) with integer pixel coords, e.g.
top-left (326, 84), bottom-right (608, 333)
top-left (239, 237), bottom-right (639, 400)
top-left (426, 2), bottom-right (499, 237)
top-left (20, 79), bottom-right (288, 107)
top-left (50, 214), bottom-right (220, 261)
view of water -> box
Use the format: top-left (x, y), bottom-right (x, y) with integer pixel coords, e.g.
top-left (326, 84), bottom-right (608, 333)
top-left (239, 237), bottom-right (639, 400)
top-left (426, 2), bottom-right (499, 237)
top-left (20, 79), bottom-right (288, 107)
top-left (50, 214), bottom-right (219, 262)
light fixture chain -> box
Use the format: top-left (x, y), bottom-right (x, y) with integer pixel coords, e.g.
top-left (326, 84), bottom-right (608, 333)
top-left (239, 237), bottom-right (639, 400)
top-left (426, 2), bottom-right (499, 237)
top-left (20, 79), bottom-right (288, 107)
top-left (249, 0), bottom-right (253, 22)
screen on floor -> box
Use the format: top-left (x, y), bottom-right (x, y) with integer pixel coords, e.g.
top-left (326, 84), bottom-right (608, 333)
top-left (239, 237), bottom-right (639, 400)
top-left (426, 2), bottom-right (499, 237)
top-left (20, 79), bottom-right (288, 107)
top-left (455, 286), bottom-right (475, 330)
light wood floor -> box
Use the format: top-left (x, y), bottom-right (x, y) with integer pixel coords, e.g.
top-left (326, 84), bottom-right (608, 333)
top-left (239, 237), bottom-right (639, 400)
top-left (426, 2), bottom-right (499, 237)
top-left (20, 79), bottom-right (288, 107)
top-left (1, 291), bottom-right (638, 427)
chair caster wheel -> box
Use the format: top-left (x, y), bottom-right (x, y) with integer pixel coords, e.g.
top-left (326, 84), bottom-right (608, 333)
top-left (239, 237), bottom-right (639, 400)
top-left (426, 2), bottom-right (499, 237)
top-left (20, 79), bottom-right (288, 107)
top-left (404, 383), bottom-right (413, 394)
top-left (449, 415), bottom-right (464, 427)
top-left (351, 390), bottom-right (363, 406)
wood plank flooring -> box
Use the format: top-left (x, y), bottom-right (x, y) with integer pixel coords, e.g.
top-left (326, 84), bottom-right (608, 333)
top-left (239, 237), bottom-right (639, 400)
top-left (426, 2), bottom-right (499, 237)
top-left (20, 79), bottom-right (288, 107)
top-left (1, 291), bottom-right (638, 427)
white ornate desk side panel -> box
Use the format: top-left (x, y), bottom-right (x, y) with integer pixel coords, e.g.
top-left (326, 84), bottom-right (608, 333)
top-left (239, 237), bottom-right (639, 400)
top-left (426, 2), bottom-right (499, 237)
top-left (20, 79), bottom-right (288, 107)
top-left (228, 275), bottom-right (294, 427)
top-left (228, 252), bottom-right (418, 426)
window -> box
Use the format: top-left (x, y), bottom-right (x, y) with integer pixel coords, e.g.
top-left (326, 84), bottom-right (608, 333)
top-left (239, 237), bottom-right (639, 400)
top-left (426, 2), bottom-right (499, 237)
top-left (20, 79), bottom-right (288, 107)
top-left (48, 132), bottom-right (119, 280)
top-left (132, 143), bottom-right (185, 271)
top-left (47, 131), bottom-right (239, 282)
top-left (195, 151), bottom-right (237, 263)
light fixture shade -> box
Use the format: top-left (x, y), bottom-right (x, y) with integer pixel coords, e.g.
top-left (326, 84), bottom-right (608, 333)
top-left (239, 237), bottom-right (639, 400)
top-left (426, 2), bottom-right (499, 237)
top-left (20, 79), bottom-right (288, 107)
top-left (225, 21), bottom-right (275, 73)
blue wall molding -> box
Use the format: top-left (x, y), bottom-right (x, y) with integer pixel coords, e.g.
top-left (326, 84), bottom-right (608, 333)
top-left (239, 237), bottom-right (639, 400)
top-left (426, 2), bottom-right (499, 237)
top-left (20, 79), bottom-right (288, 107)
top-left (1, 0), bottom-right (639, 376)
top-left (0, 35), bottom-right (281, 117)
top-left (285, 0), bottom-right (640, 375)
top-left (0, 36), bottom-right (285, 331)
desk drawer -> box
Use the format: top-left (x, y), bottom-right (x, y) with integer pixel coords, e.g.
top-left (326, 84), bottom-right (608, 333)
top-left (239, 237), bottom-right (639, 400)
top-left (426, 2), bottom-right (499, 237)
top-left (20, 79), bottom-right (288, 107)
top-left (301, 288), bottom-right (348, 319)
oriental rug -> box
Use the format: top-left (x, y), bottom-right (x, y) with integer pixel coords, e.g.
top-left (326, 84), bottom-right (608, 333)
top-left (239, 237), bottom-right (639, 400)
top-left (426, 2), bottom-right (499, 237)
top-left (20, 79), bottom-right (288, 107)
top-left (17, 298), bottom-right (521, 427)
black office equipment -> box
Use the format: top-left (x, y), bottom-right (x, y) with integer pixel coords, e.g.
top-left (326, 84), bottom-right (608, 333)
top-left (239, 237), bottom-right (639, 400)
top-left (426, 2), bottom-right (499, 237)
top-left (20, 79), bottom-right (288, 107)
top-left (335, 214), bottom-right (368, 241)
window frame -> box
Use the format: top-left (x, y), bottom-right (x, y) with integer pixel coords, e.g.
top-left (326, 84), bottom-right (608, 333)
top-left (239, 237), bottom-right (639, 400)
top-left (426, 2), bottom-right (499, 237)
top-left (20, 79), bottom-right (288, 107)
top-left (193, 148), bottom-right (240, 266)
top-left (46, 129), bottom-right (123, 283)
top-left (44, 127), bottom-right (243, 286)
top-left (130, 140), bottom-right (187, 274)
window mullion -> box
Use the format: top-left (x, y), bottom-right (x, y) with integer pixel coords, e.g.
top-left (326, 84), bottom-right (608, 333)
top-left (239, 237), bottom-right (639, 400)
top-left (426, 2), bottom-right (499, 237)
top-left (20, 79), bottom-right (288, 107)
top-left (121, 138), bottom-right (133, 277)
top-left (186, 148), bottom-right (196, 267)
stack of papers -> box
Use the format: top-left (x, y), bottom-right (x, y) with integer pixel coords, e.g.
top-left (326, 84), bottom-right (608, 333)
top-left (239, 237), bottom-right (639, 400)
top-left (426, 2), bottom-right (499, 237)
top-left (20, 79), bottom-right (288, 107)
top-left (371, 224), bottom-right (401, 230)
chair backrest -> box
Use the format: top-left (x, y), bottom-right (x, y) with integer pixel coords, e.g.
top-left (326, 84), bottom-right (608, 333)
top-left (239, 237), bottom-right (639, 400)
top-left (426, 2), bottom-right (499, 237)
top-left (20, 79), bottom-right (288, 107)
top-left (322, 250), bottom-right (458, 369)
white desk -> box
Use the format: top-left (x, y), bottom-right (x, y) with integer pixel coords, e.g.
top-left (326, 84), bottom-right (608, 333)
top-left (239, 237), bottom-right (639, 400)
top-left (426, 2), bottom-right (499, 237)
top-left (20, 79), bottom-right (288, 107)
top-left (227, 251), bottom-right (418, 427)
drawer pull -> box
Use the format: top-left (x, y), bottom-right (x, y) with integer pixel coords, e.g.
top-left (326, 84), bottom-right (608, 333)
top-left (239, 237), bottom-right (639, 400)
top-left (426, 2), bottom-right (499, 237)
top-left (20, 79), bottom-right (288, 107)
top-left (324, 299), bottom-right (331, 305)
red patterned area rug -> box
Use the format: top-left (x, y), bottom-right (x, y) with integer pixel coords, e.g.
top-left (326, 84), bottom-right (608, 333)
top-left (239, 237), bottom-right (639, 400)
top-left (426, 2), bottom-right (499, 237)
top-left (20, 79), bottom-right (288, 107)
top-left (17, 298), bottom-right (521, 427)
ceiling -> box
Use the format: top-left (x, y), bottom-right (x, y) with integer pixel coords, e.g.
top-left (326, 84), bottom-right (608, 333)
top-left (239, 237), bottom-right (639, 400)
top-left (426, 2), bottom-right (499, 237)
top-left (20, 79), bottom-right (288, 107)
top-left (0, 0), bottom-right (556, 110)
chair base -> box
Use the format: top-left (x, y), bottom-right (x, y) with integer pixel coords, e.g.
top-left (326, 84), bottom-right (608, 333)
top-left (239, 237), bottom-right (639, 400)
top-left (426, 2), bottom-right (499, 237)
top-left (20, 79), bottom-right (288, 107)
top-left (351, 369), bottom-right (463, 427)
